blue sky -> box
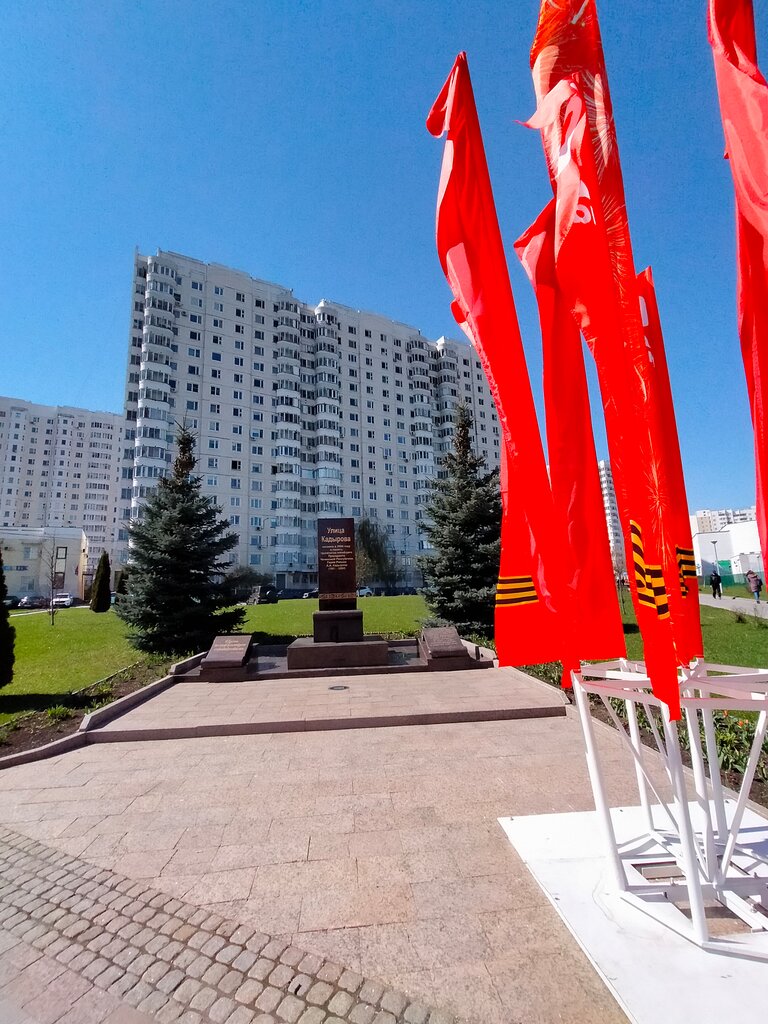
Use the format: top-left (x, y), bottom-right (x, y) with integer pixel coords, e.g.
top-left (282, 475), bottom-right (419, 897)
top-left (0, 0), bottom-right (761, 511)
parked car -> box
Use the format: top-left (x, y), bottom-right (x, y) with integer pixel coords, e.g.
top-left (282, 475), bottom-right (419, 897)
top-left (248, 585), bottom-right (279, 605)
top-left (357, 587), bottom-right (374, 597)
top-left (2, 595), bottom-right (20, 609)
top-left (18, 595), bottom-right (47, 609)
top-left (302, 589), bottom-right (319, 599)
top-left (51, 592), bottom-right (75, 608)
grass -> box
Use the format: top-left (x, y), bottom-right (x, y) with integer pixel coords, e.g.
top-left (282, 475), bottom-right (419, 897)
top-left (1, 608), bottom-right (144, 724)
top-left (620, 599), bottom-right (766, 667)
top-left (242, 595), bottom-right (429, 641)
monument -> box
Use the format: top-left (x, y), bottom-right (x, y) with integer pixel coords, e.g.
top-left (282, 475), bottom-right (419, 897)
top-left (286, 517), bottom-right (389, 669)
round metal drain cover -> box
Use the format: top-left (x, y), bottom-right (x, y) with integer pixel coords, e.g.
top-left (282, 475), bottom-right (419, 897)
top-left (328, 685), bottom-right (349, 691)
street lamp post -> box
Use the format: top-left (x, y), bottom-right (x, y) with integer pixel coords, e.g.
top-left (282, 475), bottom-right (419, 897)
top-left (712, 540), bottom-right (719, 575)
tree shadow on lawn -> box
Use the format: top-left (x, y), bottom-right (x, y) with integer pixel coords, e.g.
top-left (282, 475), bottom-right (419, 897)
top-left (0, 692), bottom-right (90, 716)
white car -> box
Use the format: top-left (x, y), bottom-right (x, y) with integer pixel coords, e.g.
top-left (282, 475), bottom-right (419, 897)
top-left (51, 592), bottom-right (74, 608)
top-left (357, 587), bottom-right (374, 597)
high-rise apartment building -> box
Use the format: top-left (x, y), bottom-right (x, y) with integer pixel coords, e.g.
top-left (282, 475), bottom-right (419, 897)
top-left (118, 250), bottom-right (500, 590)
top-left (692, 506), bottom-right (757, 533)
top-left (597, 460), bottom-right (624, 570)
top-left (0, 397), bottom-right (123, 580)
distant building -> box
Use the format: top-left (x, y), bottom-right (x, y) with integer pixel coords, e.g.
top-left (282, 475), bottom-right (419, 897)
top-left (692, 506), bottom-right (756, 533)
top-left (689, 517), bottom-right (763, 580)
top-left (597, 460), bottom-right (624, 571)
top-left (0, 527), bottom-right (88, 600)
top-left (118, 250), bottom-right (501, 591)
top-left (0, 397), bottom-right (123, 584)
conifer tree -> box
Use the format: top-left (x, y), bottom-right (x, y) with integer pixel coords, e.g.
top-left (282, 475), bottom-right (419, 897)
top-left (90, 551), bottom-right (112, 613)
top-left (0, 550), bottom-right (15, 688)
top-left (418, 404), bottom-right (501, 635)
top-left (116, 427), bottom-right (244, 654)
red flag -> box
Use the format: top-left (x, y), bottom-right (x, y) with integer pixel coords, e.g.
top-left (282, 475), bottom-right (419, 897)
top-left (527, 23), bottom-right (684, 715)
top-left (636, 269), bottom-right (703, 664)
top-left (427, 52), bottom-right (568, 667)
top-left (515, 200), bottom-right (626, 665)
top-left (709, 0), bottom-right (768, 564)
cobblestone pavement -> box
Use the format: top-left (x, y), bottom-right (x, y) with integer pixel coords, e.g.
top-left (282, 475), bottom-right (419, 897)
top-left (0, 826), bottom-right (451, 1024)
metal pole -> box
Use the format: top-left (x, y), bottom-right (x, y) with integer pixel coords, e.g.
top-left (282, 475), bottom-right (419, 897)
top-left (662, 706), bottom-right (709, 945)
top-left (573, 675), bottom-right (628, 891)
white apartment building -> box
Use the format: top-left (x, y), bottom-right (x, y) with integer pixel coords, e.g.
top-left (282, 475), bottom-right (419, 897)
top-left (0, 527), bottom-right (88, 600)
top-left (0, 398), bottom-right (123, 583)
top-left (118, 250), bottom-right (501, 590)
top-left (692, 506), bottom-right (757, 533)
top-left (598, 460), bottom-right (624, 571)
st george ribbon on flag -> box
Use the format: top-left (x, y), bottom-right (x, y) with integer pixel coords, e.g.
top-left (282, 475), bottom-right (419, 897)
top-left (426, 52), bottom-right (569, 668)
top-left (709, 0), bottom-right (768, 565)
top-left (529, 2), bottom-right (701, 717)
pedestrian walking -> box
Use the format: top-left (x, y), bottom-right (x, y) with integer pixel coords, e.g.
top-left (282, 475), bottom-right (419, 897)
top-left (709, 570), bottom-right (722, 599)
top-left (746, 570), bottom-right (763, 604)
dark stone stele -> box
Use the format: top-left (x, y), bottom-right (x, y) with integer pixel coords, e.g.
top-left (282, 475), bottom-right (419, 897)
top-left (286, 516), bottom-right (388, 670)
top-left (200, 634), bottom-right (253, 681)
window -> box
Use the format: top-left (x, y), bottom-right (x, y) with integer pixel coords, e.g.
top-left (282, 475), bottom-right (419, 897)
top-left (212, 352), bottom-right (222, 362)
top-left (214, 286), bottom-right (223, 295)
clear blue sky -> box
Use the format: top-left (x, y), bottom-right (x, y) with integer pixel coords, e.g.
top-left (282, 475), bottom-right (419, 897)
top-left (0, 0), bottom-right (761, 511)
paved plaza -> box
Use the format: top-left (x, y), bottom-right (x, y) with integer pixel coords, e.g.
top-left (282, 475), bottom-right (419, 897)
top-left (0, 666), bottom-right (681, 1023)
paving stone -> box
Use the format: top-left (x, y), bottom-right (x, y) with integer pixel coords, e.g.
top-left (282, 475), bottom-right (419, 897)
top-left (220, 969), bottom-right (245, 995)
top-left (327, 992), bottom-right (355, 1017)
top-left (297, 954), bottom-right (323, 977)
top-left (202, 935), bottom-right (228, 957)
top-left (279, 946), bottom-right (305, 968)
top-left (372, 1013), bottom-right (396, 1024)
top-left (288, 974), bottom-right (312, 998)
top-left (156, 1000), bottom-right (186, 1023)
top-left (210, 996), bottom-right (238, 1023)
top-left (307, 981), bottom-right (336, 1008)
top-left (348, 1005), bottom-right (376, 1024)
top-left (316, 963), bottom-right (343, 985)
top-left (277, 993), bottom-right (306, 1023)
top-left (187, 954), bottom-right (213, 979)
top-left (232, 949), bottom-right (258, 973)
top-left (256, 986), bottom-right (283, 1014)
top-left (380, 991), bottom-right (407, 1017)
top-left (189, 986), bottom-right (218, 1011)
top-left (173, 977), bottom-right (203, 1005)
top-left (426, 1014), bottom-right (454, 1024)
top-left (269, 963), bottom-right (295, 989)
top-left (338, 970), bottom-right (364, 994)
top-left (158, 967), bottom-right (186, 994)
top-left (235, 977), bottom-right (265, 1004)
top-left (261, 939), bottom-right (288, 961)
top-left (225, 1008), bottom-right (257, 1024)
top-left (358, 982), bottom-right (384, 1007)
top-left (203, 961), bottom-right (231, 986)
top-left (249, 957), bottom-right (276, 981)
top-left (138, 988), bottom-right (171, 1014)
top-left (298, 1009), bottom-right (327, 1024)
top-left (405, 1003), bottom-right (430, 1019)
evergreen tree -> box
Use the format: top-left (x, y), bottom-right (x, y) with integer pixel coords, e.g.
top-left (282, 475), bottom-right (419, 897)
top-left (116, 427), bottom-right (244, 654)
top-left (418, 404), bottom-right (501, 634)
top-left (0, 550), bottom-right (15, 688)
top-left (90, 551), bottom-right (112, 613)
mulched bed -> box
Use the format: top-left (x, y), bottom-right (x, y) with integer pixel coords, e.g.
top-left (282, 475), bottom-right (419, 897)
top-left (0, 662), bottom-right (170, 759)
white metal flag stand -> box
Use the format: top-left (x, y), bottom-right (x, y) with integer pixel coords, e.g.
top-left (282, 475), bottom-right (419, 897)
top-left (573, 659), bottom-right (768, 958)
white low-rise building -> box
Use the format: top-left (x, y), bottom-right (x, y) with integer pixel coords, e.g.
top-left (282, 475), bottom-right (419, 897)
top-left (689, 517), bottom-right (763, 581)
top-left (0, 527), bottom-right (88, 601)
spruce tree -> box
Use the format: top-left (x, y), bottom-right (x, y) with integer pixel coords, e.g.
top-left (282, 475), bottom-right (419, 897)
top-left (418, 404), bottom-right (501, 635)
top-left (90, 551), bottom-right (112, 613)
top-left (116, 427), bottom-right (244, 654)
top-left (0, 549), bottom-right (15, 688)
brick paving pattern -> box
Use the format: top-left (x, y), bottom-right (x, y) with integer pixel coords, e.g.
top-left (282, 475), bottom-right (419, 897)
top-left (0, 826), bottom-right (453, 1024)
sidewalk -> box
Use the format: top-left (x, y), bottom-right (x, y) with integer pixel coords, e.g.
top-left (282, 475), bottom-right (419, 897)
top-left (698, 591), bottom-right (768, 618)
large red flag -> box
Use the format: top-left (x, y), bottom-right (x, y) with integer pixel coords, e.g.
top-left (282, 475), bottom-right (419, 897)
top-left (427, 52), bottom-right (568, 666)
top-left (526, 35), bottom-right (684, 715)
top-left (709, 0), bottom-right (768, 564)
top-left (515, 200), bottom-right (626, 665)
top-left (636, 269), bottom-right (703, 665)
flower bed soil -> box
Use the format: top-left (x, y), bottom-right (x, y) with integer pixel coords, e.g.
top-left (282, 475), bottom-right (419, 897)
top-left (0, 662), bottom-right (170, 760)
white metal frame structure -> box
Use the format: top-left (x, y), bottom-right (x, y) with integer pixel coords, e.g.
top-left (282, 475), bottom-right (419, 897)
top-left (573, 659), bottom-right (768, 958)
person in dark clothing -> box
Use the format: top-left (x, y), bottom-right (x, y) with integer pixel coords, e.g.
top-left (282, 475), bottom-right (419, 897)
top-left (746, 570), bottom-right (763, 604)
top-left (709, 570), bottom-right (722, 599)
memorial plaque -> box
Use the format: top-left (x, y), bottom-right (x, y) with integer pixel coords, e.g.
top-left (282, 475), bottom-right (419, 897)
top-left (317, 517), bottom-right (357, 611)
top-left (202, 633), bottom-right (252, 667)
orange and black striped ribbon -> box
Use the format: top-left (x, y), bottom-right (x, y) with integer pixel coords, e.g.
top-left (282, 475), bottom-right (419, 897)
top-left (675, 546), bottom-right (696, 596)
top-left (630, 520), bottom-right (669, 619)
top-left (496, 575), bottom-right (538, 607)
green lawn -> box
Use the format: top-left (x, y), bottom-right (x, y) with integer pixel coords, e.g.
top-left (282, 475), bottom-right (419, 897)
top-left (622, 600), bottom-right (767, 667)
top-left (3, 609), bottom-right (143, 719)
top-left (243, 595), bottom-right (429, 640)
